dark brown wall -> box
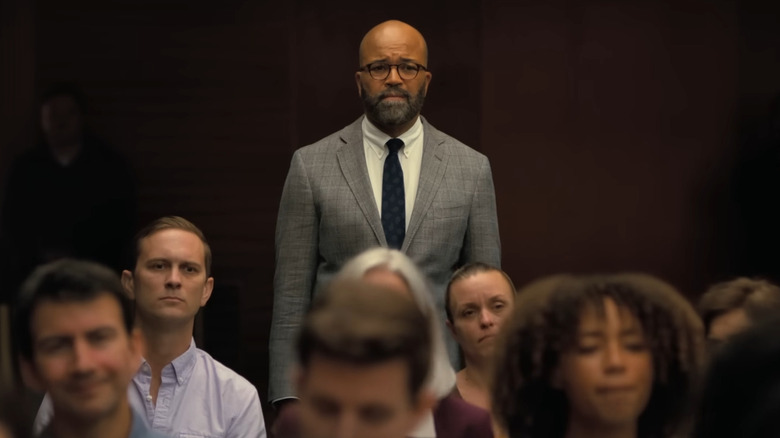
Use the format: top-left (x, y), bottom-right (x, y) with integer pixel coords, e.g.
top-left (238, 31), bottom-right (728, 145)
top-left (2, 0), bottom-right (778, 414)
top-left (481, 0), bottom-right (741, 294)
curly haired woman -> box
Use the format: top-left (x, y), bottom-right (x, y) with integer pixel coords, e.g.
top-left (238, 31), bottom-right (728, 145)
top-left (492, 273), bottom-right (705, 438)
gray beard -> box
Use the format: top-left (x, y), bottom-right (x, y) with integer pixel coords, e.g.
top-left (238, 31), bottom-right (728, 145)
top-left (361, 84), bottom-right (426, 128)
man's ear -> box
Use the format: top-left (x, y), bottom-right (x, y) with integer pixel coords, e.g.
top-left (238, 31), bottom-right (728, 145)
top-left (422, 72), bottom-right (432, 96)
top-left (355, 72), bottom-right (363, 97)
top-left (19, 358), bottom-right (43, 392)
top-left (121, 270), bottom-right (135, 299)
top-left (200, 277), bottom-right (214, 307)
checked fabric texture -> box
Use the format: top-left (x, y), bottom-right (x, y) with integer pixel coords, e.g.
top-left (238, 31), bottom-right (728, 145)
top-left (382, 138), bottom-right (405, 249)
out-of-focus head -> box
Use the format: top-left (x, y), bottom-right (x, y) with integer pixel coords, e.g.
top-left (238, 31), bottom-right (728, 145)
top-left (13, 259), bottom-right (141, 424)
top-left (697, 278), bottom-right (780, 353)
top-left (337, 247), bottom-right (431, 311)
top-left (445, 263), bottom-right (516, 361)
top-left (337, 247), bottom-right (456, 398)
top-left (40, 83), bottom-right (86, 150)
top-left (295, 278), bottom-right (435, 438)
top-left (122, 216), bottom-right (214, 328)
top-left (693, 317), bottom-right (780, 438)
top-left (355, 20), bottom-right (432, 133)
top-left (492, 273), bottom-right (704, 438)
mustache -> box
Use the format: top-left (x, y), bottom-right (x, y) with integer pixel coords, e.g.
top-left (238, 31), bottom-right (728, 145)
top-left (377, 87), bottom-right (411, 100)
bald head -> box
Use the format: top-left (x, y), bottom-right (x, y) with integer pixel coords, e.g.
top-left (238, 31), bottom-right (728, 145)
top-left (359, 20), bottom-right (428, 67)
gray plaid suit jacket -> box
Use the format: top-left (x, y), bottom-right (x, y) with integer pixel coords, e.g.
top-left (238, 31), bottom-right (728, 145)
top-left (268, 116), bottom-right (501, 401)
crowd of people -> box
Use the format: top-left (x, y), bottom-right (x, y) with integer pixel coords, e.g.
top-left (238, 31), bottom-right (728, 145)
top-left (1, 18), bottom-right (779, 438)
top-left (3, 217), bottom-right (780, 438)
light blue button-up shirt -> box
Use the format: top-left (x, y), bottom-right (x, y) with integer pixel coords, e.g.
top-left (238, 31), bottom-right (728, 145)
top-left (36, 339), bottom-right (266, 438)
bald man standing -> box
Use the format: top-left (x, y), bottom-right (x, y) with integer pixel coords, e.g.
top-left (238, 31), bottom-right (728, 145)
top-left (269, 20), bottom-right (501, 417)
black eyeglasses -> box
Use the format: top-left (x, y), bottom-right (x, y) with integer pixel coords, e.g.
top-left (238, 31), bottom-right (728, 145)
top-left (358, 62), bottom-right (428, 80)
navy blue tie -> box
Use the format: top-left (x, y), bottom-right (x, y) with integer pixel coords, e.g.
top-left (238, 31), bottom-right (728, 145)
top-left (382, 138), bottom-right (405, 249)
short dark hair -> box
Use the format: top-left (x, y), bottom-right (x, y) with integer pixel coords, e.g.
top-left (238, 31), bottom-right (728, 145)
top-left (132, 216), bottom-right (212, 276)
top-left (297, 278), bottom-right (431, 398)
top-left (697, 277), bottom-right (780, 335)
top-left (693, 317), bottom-right (780, 438)
top-left (492, 273), bottom-right (705, 438)
top-left (13, 259), bottom-right (134, 360)
top-left (445, 262), bottom-right (516, 322)
top-left (40, 82), bottom-right (87, 114)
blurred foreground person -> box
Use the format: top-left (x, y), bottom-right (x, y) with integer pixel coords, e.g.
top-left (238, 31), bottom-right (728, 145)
top-left (14, 259), bottom-right (166, 438)
top-left (294, 278), bottom-right (436, 438)
top-left (338, 248), bottom-right (493, 438)
top-left (697, 277), bottom-right (780, 353)
top-left (492, 274), bottom-right (704, 438)
top-left (275, 248), bottom-right (492, 438)
top-left (693, 317), bottom-right (780, 438)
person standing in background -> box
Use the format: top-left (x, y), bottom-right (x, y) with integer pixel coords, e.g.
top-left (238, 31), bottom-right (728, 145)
top-left (269, 20), bottom-right (501, 417)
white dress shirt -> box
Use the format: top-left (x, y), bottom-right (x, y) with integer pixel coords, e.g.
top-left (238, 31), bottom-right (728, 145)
top-left (362, 116), bottom-right (424, 231)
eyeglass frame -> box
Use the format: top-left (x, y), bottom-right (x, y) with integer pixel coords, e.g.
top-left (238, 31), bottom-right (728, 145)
top-left (357, 62), bottom-right (429, 80)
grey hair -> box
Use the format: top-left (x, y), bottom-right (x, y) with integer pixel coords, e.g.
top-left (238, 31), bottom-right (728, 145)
top-left (337, 247), bottom-right (457, 399)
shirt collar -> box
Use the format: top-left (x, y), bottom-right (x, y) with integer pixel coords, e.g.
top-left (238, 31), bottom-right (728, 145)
top-left (139, 338), bottom-right (197, 386)
top-left (362, 116), bottom-right (423, 159)
top-left (169, 338), bottom-right (197, 385)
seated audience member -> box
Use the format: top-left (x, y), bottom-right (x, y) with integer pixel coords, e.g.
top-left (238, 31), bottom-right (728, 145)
top-left (275, 248), bottom-right (493, 438)
top-left (697, 277), bottom-right (780, 352)
top-left (14, 259), bottom-right (166, 438)
top-left (295, 278), bottom-right (436, 438)
top-left (35, 217), bottom-right (266, 437)
top-left (0, 386), bottom-right (32, 438)
top-left (492, 273), bottom-right (705, 438)
top-left (445, 262), bottom-right (516, 411)
top-left (693, 317), bottom-right (780, 438)
top-left (339, 248), bottom-right (494, 438)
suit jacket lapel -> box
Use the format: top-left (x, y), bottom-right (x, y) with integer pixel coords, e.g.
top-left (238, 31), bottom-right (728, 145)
top-left (336, 117), bottom-right (387, 246)
top-left (403, 118), bottom-right (448, 251)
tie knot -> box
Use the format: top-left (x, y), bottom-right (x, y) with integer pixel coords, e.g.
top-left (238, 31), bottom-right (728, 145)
top-left (386, 138), bottom-right (404, 154)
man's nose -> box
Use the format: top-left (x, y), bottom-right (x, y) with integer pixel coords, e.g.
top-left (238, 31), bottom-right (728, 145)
top-left (166, 267), bottom-right (182, 288)
top-left (385, 65), bottom-right (403, 85)
top-left (334, 413), bottom-right (358, 438)
top-left (72, 339), bottom-right (96, 373)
